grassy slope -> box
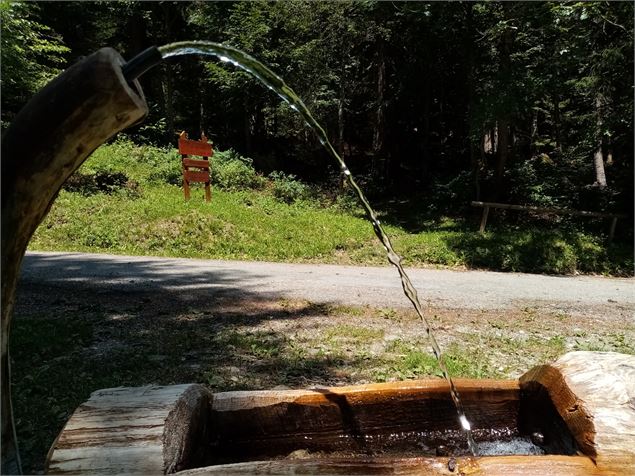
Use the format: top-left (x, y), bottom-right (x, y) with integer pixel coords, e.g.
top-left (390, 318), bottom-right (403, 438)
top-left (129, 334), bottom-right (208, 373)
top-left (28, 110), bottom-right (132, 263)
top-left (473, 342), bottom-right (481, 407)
top-left (29, 141), bottom-right (633, 275)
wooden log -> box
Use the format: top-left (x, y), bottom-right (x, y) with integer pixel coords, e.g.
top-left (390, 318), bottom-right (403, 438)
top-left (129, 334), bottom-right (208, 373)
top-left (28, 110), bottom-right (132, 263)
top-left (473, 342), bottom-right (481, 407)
top-left (520, 351), bottom-right (635, 476)
top-left (608, 217), bottom-right (618, 243)
top-left (46, 384), bottom-right (213, 475)
top-left (207, 379), bottom-right (520, 461)
top-left (46, 352), bottom-right (634, 475)
top-left (176, 455), bottom-right (601, 476)
top-left (1, 47), bottom-right (148, 474)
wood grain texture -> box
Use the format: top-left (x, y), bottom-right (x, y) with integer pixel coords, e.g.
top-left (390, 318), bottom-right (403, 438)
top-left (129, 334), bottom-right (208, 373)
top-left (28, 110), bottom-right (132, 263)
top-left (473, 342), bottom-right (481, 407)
top-left (521, 351), bottom-right (635, 476)
top-left (1, 47), bottom-right (148, 475)
top-left (207, 379), bottom-right (521, 465)
top-left (175, 455), bottom-right (601, 475)
top-left (47, 352), bottom-right (634, 475)
top-left (182, 158), bottom-right (210, 169)
top-left (46, 384), bottom-right (212, 475)
top-left (184, 170), bottom-right (211, 183)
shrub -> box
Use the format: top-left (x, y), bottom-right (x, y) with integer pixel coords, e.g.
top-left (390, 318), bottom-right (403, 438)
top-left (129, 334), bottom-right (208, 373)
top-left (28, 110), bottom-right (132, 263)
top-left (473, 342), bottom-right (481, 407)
top-left (268, 171), bottom-right (309, 203)
top-left (214, 160), bottom-right (264, 191)
top-left (63, 171), bottom-right (140, 197)
top-left (212, 149), bottom-right (265, 191)
top-left (147, 151), bottom-right (182, 185)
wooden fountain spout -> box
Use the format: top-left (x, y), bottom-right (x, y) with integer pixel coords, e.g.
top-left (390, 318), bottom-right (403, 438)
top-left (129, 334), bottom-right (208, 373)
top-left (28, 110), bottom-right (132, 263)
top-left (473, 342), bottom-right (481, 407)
top-left (1, 48), bottom-right (149, 474)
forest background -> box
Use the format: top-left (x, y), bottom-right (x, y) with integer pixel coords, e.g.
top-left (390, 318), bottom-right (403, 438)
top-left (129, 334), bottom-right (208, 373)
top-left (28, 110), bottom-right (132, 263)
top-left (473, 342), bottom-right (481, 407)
top-left (2, 3), bottom-right (634, 471)
top-left (1, 0), bottom-right (633, 273)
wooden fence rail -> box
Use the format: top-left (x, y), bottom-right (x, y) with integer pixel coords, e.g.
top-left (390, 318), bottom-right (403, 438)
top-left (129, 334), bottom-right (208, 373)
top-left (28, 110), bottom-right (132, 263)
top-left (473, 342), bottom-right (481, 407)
top-left (470, 201), bottom-right (626, 242)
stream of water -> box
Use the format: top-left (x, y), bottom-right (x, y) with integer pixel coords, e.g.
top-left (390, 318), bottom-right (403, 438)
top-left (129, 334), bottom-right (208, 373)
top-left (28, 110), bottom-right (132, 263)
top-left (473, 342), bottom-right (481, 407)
top-left (159, 41), bottom-right (477, 456)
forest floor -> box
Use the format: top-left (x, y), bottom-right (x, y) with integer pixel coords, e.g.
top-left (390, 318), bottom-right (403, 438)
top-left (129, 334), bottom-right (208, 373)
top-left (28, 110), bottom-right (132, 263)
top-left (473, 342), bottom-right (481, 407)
top-left (12, 252), bottom-right (635, 473)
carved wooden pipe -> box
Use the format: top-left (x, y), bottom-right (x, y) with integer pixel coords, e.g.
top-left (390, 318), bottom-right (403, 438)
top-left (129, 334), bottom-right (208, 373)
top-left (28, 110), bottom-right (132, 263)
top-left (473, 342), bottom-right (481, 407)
top-left (1, 47), bottom-right (149, 474)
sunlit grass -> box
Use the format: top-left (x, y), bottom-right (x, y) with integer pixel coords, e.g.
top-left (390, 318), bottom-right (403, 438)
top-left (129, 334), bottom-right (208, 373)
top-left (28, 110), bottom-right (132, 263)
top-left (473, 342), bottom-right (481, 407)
top-left (29, 142), bottom-right (633, 275)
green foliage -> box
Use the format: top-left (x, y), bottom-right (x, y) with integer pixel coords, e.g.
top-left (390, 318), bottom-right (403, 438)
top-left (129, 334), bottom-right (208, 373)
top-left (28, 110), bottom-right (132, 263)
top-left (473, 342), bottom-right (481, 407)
top-left (0, 2), bottom-right (69, 126)
top-left (213, 149), bottom-right (266, 191)
top-left (63, 171), bottom-right (140, 198)
top-left (268, 171), bottom-right (309, 204)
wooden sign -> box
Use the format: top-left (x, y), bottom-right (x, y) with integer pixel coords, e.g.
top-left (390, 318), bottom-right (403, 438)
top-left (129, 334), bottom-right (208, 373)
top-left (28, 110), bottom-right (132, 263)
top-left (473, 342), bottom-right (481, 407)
top-left (178, 137), bottom-right (213, 158)
top-left (178, 131), bottom-right (213, 202)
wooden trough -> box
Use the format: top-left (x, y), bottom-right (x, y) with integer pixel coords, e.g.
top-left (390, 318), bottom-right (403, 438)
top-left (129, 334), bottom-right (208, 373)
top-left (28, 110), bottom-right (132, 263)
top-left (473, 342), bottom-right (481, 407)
top-left (46, 351), bottom-right (635, 475)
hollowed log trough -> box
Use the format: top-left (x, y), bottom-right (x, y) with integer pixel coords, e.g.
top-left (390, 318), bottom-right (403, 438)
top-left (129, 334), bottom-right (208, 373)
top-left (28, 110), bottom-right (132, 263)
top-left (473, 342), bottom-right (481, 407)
top-left (46, 351), bottom-right (635, 475)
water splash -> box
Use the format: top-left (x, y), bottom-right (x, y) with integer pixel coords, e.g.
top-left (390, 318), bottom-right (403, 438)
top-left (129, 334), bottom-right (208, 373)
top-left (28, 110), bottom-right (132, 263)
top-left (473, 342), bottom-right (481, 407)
top-left (160, 41), bottom-right (478, 455)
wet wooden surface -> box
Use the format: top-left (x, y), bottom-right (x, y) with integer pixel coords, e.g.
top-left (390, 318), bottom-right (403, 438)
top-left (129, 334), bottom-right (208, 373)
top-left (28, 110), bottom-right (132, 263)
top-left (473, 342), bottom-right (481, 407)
top-left (208, 379), bottom-right (520, 461)
top-left (176, 455), bottom-right (602, 475)
top-left (44, 352), bottom-right (635, 475)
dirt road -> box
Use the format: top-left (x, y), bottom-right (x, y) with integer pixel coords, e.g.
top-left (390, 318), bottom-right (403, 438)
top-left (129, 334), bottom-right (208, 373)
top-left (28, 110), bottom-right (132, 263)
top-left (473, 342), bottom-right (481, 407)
top-left (20, 251), bottom-right (634, 318)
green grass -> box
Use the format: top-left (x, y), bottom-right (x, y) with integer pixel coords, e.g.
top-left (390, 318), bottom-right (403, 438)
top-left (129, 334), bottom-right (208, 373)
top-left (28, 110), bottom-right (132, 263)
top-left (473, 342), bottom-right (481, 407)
top-left (29, 139), bottom-right (633, 275)
top-left (12, 293), bottom-right (634, 473)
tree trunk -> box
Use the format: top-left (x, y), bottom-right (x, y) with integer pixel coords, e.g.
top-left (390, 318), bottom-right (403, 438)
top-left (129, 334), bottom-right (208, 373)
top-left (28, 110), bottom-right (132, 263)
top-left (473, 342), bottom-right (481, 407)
top-left (494, 118), bottom-right (511, 199)
top-left (1, 48), bottom-right (148, 475)
top-left (162, 64), bottom-right (175, 141)
top-left (337, 64), bottom-right (346, 190)
top-left (493, 12), bottom-right (514, 201)
top-left (243, 96), bottom-right (252, 154)
top-left (198, 76), bottom-right (205, 137)
top-left (593, 141), bottom-right (607, 189)
top-left (465, 3), bottom-right (480, 200)
top-left (421, 75), bottom-right (431, 183)
top-left (593, 94), bottom-right (607, 189)
top-left (372, 39), bottom-right (386, 177)
top-left (552, 93), bottom-right (562, 152)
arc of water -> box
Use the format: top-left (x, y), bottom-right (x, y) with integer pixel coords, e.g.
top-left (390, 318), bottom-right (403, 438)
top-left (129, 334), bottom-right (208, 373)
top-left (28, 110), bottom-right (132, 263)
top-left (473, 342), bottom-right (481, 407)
top-left (159, 40), bottom-right (477, 455)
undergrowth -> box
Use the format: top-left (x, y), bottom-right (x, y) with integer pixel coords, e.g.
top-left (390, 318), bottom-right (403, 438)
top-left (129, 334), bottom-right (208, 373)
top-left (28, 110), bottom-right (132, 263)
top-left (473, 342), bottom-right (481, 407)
top-left (31, 138), bottom-right (633, 276)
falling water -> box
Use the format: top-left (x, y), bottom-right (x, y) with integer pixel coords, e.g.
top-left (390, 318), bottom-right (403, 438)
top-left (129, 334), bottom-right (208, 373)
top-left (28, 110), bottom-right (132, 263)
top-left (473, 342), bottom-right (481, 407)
top-left (160, 41), bottom-right (478, 455)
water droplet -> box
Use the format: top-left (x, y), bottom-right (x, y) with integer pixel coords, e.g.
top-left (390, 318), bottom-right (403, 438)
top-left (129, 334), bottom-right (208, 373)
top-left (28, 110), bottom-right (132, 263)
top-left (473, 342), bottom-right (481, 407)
top-left (459, 415), bottom-right (471, 431)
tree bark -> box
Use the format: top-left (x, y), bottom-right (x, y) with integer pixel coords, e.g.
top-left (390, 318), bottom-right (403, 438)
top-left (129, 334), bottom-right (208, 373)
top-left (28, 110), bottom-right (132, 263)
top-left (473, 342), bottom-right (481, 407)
top-left (495, 118), bottom-right (511, 199)
top-left (493, 11), bottom-right (514, 201)
top-left (1, 48), bottom-right (147, 475)
top-left (465, 3), bottom-right (480, 200)
top-left (593, 94), bottom-right (607, 189)
top-left (162, 64), bottom-right (175, 142)
top-left (372, 39), bottom-right (386, 177)
top-left (552, 93), bottom-right (562, 152)
top-left (243, 96), bottom-right (252, 154)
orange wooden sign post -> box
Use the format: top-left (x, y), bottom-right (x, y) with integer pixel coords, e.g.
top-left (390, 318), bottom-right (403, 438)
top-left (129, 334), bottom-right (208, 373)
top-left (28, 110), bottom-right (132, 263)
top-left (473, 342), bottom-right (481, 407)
top-left (178, 131), bottom-right (214, 201)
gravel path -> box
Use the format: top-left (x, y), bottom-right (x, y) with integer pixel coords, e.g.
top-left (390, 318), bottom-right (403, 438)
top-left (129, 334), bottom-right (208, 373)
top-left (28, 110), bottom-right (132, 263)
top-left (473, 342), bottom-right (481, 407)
top-left (20, 251), bottom-right (634, 318)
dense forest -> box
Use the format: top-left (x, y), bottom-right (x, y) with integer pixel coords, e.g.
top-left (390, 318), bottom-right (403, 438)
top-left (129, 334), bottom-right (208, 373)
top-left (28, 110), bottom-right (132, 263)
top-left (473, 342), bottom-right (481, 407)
top-left (2, 1), bottom-right (633, 222)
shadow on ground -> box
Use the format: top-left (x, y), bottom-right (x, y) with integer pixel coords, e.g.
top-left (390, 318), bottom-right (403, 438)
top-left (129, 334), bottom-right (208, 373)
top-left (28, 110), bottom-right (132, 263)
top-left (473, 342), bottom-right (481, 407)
top-left (11, 254), bottom-right (371, 473)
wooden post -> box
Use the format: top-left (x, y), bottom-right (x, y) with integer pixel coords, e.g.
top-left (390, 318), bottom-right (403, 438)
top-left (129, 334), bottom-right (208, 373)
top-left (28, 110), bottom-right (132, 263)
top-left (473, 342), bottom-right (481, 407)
top-left (1, 48), bottom-right (148, 474)
top-left (479, 205), bottom-right (490, 233)
top-left (608, 217), bottom-right (617, 244)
